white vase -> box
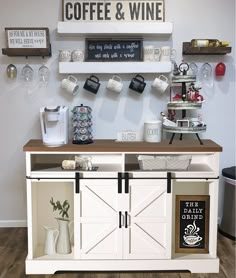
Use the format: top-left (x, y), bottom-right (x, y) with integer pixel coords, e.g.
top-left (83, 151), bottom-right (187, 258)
top-left (56, 218), bottom-right (72, 254)
top-left (44, 226), bottom-right (58, 255)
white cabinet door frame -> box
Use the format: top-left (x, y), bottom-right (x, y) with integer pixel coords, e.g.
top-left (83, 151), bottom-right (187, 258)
top-left (75, 172), bottom-right (172, 260)
top-left (123, 177), bottom-right (172, 259)
top-left (75, 175), bottom-right (123, 259)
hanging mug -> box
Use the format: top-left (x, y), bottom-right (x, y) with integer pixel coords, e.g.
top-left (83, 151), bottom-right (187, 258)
top-left (61, 75), bottom-right (79, 95)
top-left (107, 75), bottom-right (123, 93)
top-left (152, 75), bottom-right (169, 93)
top-left (129, 74), bottom-right (146, 94)
top-left (83, 75), bottom-right (100, 94)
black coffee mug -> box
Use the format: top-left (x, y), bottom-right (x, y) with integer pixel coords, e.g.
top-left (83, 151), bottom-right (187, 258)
top-left (129, 74), bottom-right (146, 94)
top-left (83, 75), bottom-right (100, 94)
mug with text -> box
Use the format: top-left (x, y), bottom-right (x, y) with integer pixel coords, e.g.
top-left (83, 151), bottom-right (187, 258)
top-left (143, 45), bottom-right (161, 61)
top-left (72, 49), bottom-right (84, 62)
top-left (59, 50), bottom-right (71, 62)
top-left (160, 46), bottom-right (176, 62)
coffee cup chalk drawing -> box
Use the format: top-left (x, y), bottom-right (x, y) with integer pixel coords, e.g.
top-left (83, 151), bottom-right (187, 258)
top-left (175, 195), bottom-right (209, 253)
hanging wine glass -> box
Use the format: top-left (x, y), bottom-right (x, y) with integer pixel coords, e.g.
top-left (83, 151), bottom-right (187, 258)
top-left (200, 62), bottom-right (213, 87)
top-left (6, 64), bottom-right (17, 79)
top-left (189, 62), bottom-right (198, 76)
top-left (38, 64), bottom-right (50, 85)
top-left (200, 63), bottom-right (212, 80)
top-left (21, 64), bottom-right (34, 82)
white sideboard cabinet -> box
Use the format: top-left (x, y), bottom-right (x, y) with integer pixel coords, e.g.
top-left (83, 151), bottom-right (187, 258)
top-left (23, 139), bottom-right (222, 274)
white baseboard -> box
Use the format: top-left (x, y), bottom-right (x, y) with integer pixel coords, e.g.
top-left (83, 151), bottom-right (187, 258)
top-left (0, 220), bottom-right (27, 227)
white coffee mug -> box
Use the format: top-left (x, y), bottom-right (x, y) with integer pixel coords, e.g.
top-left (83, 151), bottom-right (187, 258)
top-left (160, 46), bottom-right (176, 62)
top-left (152, 75), bottom-right (169, 93)
top-left (61, 75), bottom-right (79, 95)
top-left (144, 46), bottom-right (161, 62)
top-left (72, 49), bottom-right (84, 62)
top-left (107, 75), bottom-right (123, 93)
top-left (59, 50), bottom-right (71, 62)
top-left (144, 121), bottom-right (162, 143)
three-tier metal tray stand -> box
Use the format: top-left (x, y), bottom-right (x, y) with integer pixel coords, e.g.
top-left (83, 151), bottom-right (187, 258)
top-left (163, 63), bottom-right (206, 145)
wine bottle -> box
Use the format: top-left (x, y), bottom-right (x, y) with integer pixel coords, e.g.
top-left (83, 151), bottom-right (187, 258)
top-left (208, 40), bottom-right (229, 47)
top-left (191, 39), bottom-right (229, 47)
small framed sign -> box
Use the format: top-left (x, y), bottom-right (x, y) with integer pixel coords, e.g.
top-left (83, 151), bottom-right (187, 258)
top-left (2, 27), bottom-right (51, 57)
top-left (175, 195), bottom-right (210, 253)
top-left (85, 38), bottom-right (143, 62)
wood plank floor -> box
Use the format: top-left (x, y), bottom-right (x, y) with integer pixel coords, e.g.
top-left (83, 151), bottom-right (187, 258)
top-left (0, 228), bottom-right (235, 278)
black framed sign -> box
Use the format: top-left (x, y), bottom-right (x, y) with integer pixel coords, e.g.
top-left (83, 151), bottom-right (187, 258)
top-left (85, 38), bottom-right (143, 62)
top-left (175, 195), bottom-right (210, 253)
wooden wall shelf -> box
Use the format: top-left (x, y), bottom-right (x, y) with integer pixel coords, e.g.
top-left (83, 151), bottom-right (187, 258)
top-left (59, 61), bottom-right (172, 74)
top-left (57, 22), bottom-right (173, 36)
top-left (182, 42), bottom-right (232, 55)
top-left (2, 46), bottom-right (52, 57)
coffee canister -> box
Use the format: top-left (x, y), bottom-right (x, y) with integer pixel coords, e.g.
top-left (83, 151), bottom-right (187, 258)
top-left (144, 121), bottom-right (162, 143)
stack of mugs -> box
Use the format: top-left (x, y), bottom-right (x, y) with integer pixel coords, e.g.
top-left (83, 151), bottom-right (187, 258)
top-left (72, 104), bottom-right (93, 144)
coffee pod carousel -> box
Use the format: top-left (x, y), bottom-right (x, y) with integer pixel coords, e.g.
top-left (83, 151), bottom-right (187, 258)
top-left (162, 62), bottom-right (206, 145)
top-left (72, 104), bottom-right (93, 144)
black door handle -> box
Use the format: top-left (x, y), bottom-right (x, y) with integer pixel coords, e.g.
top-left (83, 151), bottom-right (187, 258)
top-left (118, 172), bottom-right (122, 193)
top-left (75, 172), bottom-right (80, 193)
top-left (119, 211), bottom-right (122, 228)
top-left (125, 172), bottom-right (129, 193)
top-left (125, 211), bottom-right (128, 228)
top-left (167, 172), bottom-right (171, 193)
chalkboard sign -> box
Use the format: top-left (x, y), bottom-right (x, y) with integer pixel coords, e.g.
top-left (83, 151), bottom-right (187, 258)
top-left (175, 195), bottom-right (209, 253)
top-left (85, 38), bottom-right (143, 62)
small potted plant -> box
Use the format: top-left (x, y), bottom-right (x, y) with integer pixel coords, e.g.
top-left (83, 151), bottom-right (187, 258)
top-left (50, 197), bottom-right (71, 254)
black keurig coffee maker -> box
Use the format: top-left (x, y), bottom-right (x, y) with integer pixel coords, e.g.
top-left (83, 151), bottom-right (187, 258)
top-left (72, 104), bottom-right (93, 144)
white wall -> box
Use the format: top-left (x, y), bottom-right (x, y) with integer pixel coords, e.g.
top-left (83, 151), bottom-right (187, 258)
top-left (0, 0), bottom-right (235, 226)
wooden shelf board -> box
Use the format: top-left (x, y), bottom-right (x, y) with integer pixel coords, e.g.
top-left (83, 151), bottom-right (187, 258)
top-left (182, 42), bottom-right (231, 55)
top-left (59, 61), bottom-right (172, 74)
top-left (2, 47), bottom-right (52, 57)
top-left (57, 22), bottom-right (173, 36)
top-left (23, 139), bottom-right (223, 153)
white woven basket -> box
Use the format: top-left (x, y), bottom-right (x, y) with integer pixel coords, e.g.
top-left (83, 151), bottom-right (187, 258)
top-left (137, 155), bottom-right (191, 171)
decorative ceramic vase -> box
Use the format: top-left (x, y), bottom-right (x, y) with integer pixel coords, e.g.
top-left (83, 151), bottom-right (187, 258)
top-left (56, 218), bottom-right (72, 254)
top-left (44, 226), bottom-right (59, 255)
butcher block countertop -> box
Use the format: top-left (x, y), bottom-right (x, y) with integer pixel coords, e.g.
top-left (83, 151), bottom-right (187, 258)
top-left (23, 139), bottom-right (222, 153)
